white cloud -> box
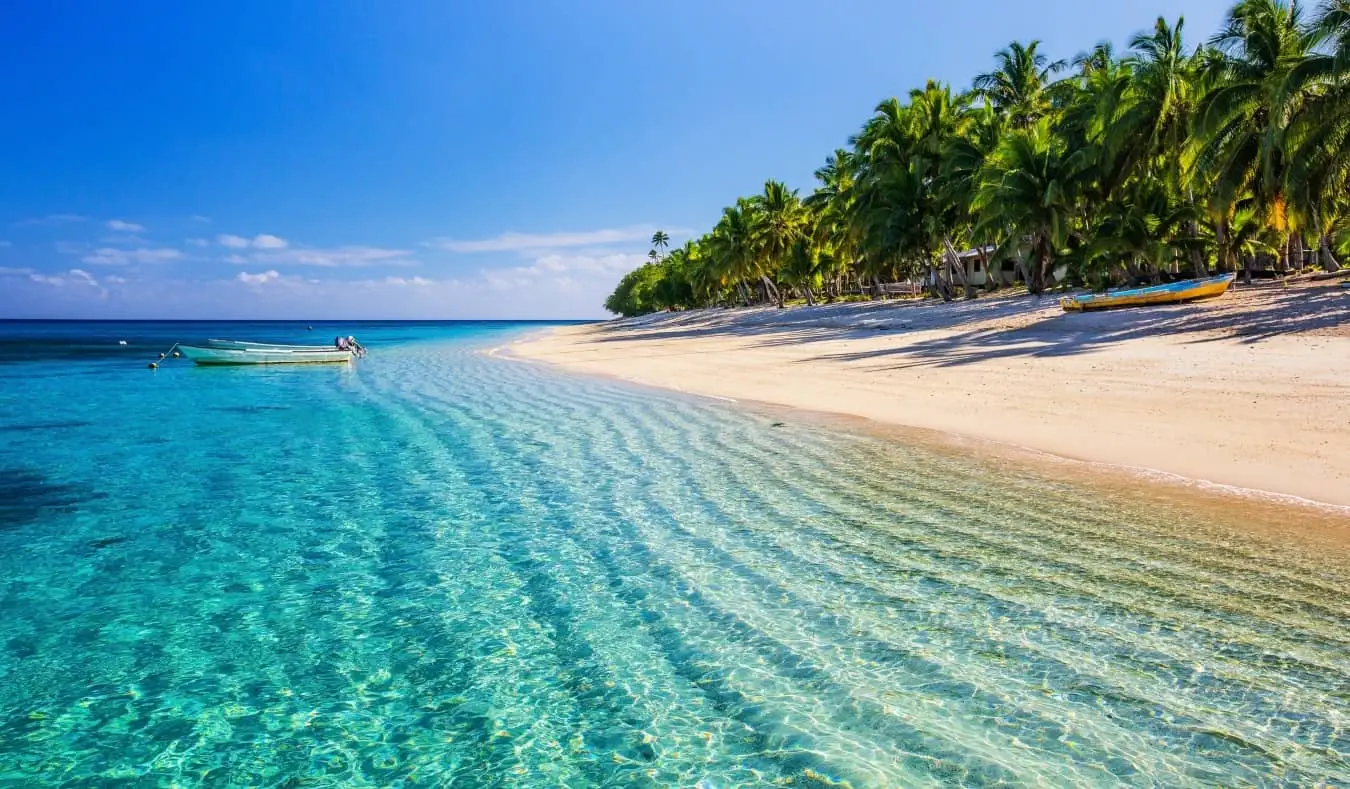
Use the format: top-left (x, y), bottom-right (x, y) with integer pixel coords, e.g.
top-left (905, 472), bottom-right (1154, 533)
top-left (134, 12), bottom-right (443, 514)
top-left (186, 238), bottom-right (210, 247)
top-left (106, 219), bottom-right (145, 233)
top-left (425, 226), bottom-right (679, 254)
top-left (0, 268), bottom-right (613, 319)
top-left (251, 233), bottom-right (288, 249)
top-left (537, 252), bottom-right (645, 274)
top-left (191, 215), bottom-right (212, 223)
top-left (0, 266), bottom-right (34, 275)
top-left (81, 247), bottom-right (184, 265)
top-left (26, 268), bottom-right (108, 297)
top-left (3, 241), bottom-right (643, 319)
top-left (217, 233), bottom-right (290, 250)
top-left (244, 245), bottom-right (413, 267)
top-left (237, 270), bottom-right (281, 285)
top-left (217, 234), bottom-right (250, 248)
top-left (482, 252), bottom-right (646, 290)
top-left (12, 214), bottom-right (87, 227)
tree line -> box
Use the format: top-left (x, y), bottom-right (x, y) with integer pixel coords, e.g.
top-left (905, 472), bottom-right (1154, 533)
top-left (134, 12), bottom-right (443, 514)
top-left (606, 0), bottom-right (1350, 317)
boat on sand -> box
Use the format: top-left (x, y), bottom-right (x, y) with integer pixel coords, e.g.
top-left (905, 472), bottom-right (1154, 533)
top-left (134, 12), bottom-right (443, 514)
top-left (1060, 274), bottom-right (1236, 312)
top-left (178, 345), bottom-right (353, 366)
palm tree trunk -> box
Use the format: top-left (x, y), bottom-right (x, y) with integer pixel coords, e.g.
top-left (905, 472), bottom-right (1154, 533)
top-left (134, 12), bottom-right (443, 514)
top-left (1320, 234), bottom-right (1341, 272)
top-left (803, 285), bottom-right (815, 306)
top-left (1292, 234), bottom-right (1306, 273)
top-left (1122, 256), bottom-right (1142, 284)
top-left (1026, 239), bottom-right (1048, 295)
top-left (942, 237), bottom-right (974, 299)
top-left (1214, 217), bottom-right (1232, 273)
top-left (977, 245), bottom-right (997, 292)
top-left (1185, 221), bottom-right (1206, 278)
top-left (1312, 209), bottom-right (1340, 272)
top-left (761, 275), bottom-right (784, 309)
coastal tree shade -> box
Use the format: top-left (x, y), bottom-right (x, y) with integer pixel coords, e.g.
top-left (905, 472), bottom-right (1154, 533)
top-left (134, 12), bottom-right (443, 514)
top-left (604, 0), bottom-right (1350, 317)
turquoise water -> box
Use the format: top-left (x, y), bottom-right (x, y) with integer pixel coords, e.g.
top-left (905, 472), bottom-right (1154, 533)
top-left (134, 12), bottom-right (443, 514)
top-left (1, 321), bottom-right (1347, 787)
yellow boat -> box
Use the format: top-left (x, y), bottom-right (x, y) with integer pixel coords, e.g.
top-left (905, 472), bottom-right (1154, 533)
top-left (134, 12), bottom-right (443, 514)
top-left (1060, 274), bottom-right (1237, 312)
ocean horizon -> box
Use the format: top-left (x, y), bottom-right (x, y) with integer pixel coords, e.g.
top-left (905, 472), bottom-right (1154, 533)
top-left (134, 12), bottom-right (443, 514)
top-left (2, 320), bottom-right (1347, 786)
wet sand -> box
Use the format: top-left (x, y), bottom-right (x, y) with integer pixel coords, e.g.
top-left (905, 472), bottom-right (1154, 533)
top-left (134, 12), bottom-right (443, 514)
top-left (513, 281), bottom-right (1350, 510)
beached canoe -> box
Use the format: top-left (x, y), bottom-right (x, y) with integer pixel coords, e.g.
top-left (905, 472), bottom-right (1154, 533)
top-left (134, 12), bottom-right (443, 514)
top-left (1060, 274), bottom-right (1237, 312)
top-left (178, 345), bottom-right (352, 365)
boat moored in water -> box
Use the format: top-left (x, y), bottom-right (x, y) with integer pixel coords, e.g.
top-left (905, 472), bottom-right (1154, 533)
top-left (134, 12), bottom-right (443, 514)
top-left (206, 339), bottom-right (338, 351)
top-left (1060, 273), bottom-right (1237, 312)
top-left (178, 345), bottom-right (354, 365)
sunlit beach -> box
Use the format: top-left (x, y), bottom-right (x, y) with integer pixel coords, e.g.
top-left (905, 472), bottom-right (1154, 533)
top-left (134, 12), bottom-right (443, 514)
top-left (2, 0), bottom-right (1349, 786)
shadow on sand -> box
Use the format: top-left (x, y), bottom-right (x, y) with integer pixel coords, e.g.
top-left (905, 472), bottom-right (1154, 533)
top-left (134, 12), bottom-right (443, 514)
top-left (585, 283), bottom-right (1350, 372)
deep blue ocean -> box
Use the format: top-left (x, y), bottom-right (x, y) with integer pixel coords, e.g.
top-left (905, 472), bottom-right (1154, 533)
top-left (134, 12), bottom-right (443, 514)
top-left (0, 320), bottom-right (1347, 787)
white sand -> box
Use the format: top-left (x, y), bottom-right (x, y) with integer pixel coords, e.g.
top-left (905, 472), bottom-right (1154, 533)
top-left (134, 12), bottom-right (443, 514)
top-left (514, 281), bottom-right (1350, 509)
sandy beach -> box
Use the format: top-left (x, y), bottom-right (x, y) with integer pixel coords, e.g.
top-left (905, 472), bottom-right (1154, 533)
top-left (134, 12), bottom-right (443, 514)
top-left (514, 281), bottom-right (1350, 509)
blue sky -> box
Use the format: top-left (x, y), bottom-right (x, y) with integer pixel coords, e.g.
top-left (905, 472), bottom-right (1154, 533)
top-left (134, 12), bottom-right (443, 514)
top-left (1, 0), bottom-right (1233, 319)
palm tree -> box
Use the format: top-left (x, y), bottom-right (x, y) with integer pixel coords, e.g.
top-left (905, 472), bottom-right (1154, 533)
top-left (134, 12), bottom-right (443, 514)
top-left (602, 0), bottom-right (1350, 312)
top-left (851, 157), bottom-right (934, 294)
top-left (750, 180), bottom-right (807, 308)
top-left (1073, 41), bottom-right (1117, 76)
top-left (1285, 0), bottom-right (1350, 269)
top-left (781, 239), bottom-right (824, 305)
top-left (708, 201), bottom-right (759, 305)
top-left (651, 230), bottom-right (670, 259)
top-left (973, 41), bottom-right (1067, 128)
top-left (909, 81), bottom-right (969, 166)
top-left (909, 81), bottom-right (986, 295)
top-left (1194, 0), bottom-right (1316, 272)
top-left (681, 238), bottom-right (725, 306)
top-left (1115, 19), bottom-right (1200, 172)
top-left (1106, 17), bottom-right (1210, 275)
top-left (941, 101), bottom-right (1003, 288)
top-left (805, 150), bottom-right (859, 298)
top-left (851, 98), bottom-right (927, 295)
top-left (972, 119), bottom-right (1081, 293)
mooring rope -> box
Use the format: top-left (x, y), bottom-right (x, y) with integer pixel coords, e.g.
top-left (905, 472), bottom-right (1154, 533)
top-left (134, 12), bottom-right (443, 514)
top-left (148, 343), bottom-right (181, 368)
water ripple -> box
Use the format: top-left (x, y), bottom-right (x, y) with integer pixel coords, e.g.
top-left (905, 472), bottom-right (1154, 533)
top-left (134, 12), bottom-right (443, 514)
top-left (0, 329), bottom-right (1346, 787)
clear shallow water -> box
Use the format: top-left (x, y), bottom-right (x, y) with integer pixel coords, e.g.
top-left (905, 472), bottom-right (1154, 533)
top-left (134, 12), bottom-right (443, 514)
top-left (0, 320), bottom-right (1347, 787)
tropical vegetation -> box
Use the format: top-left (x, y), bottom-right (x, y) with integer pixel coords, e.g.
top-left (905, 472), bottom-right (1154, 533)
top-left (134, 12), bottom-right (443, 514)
top-left (605, 0), bottom-right (1350, 317)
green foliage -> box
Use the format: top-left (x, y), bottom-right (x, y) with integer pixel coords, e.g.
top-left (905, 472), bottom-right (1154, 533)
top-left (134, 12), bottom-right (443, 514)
top-left (604, 0), bottom-right (1350, 315)
top-left (603, 256), bottom-right (698, 317)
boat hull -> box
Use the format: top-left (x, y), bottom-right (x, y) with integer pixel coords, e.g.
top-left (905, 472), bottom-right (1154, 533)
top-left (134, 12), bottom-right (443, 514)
top-left (207, 339), bottom-right (339, 351)
top-left (178, 345), bottom-right (352, 365)
top-left (1060, 274), bottom-right (1237, 312)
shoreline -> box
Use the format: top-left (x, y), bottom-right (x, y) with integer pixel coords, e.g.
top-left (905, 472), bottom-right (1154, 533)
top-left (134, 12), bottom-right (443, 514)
top-left (510, 282), bottom-right (1350, 515)
top-left (507, 342), bottom-right (1350, 534)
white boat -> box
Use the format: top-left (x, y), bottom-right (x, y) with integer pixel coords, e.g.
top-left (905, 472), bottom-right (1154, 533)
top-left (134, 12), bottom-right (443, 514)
top-left (178, 345), bottom-right (353, 366)
top-left (207, 339), bottom-right (336, 351)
